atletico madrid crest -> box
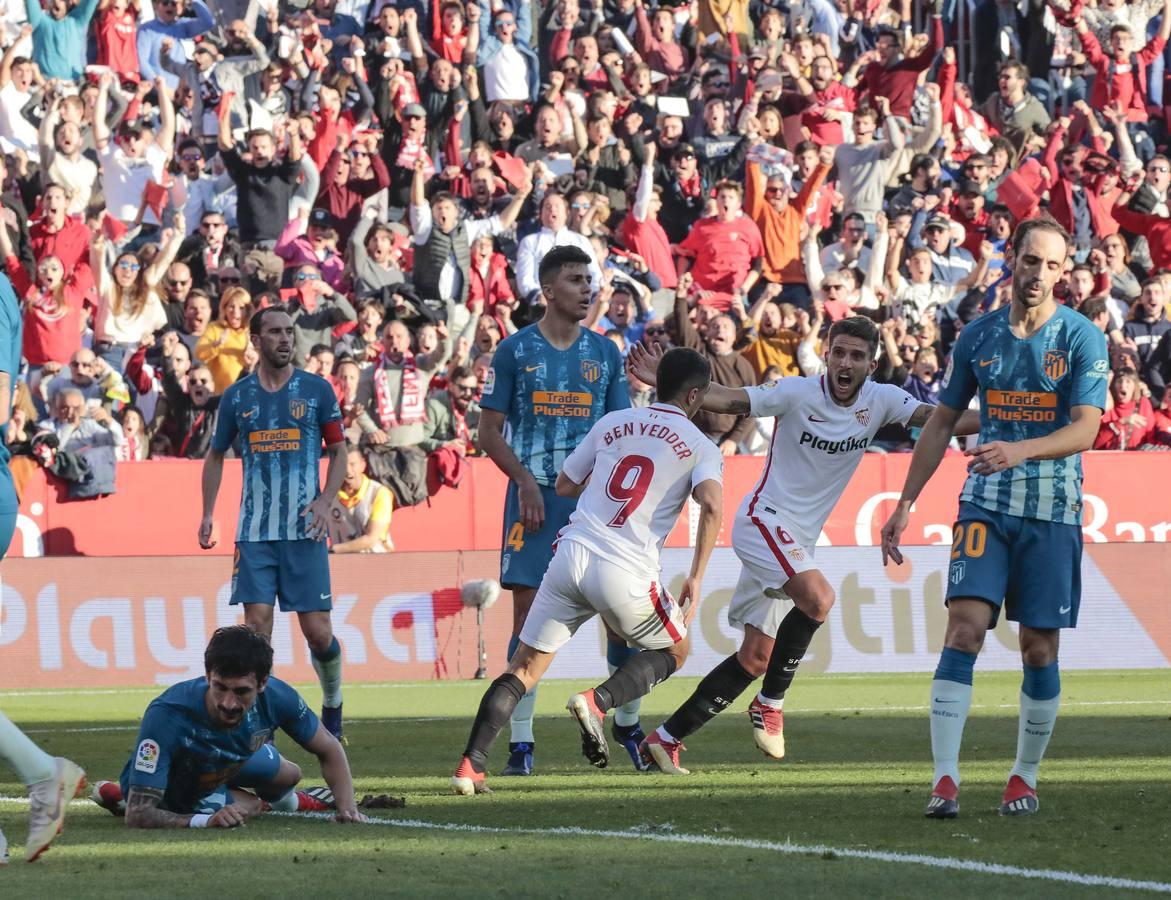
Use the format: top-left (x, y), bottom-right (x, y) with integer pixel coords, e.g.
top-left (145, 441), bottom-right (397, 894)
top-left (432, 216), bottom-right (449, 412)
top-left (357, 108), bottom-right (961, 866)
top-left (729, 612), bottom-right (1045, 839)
top-left (1044, 350), bottom-right (1068, 381)
top-left (289, 399), bottom-right (307, 419)
top-left (581, 360), bottom-right (601, 383)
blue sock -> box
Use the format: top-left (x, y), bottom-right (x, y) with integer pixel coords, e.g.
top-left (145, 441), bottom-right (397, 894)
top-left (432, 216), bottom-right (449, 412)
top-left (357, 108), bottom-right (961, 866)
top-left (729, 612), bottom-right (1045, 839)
top-left (930, 647), bottom-right (977, 786)
top-left (507, 635), bottom-right (537, 744)
top-left (606, 638), bottom-right (642, 728)
top-left (310, 637), bottom-right (342, 707)
top-left (1011, 660), bottom-right (1061, 788)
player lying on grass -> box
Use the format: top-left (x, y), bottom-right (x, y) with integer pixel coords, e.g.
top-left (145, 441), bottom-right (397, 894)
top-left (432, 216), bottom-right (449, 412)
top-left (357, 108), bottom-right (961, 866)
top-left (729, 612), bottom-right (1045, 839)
top-left (452, 348), bottom-right (723, 795)
top-left (626, 319), bottom-right (980, 774)
top-left (92, 626), bottom-right (368, 827)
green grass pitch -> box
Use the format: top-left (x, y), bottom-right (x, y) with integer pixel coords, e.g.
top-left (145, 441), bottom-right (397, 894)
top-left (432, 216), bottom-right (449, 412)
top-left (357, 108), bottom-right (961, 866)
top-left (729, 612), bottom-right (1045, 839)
top-left (2, 671), bottom-right (1170, 898)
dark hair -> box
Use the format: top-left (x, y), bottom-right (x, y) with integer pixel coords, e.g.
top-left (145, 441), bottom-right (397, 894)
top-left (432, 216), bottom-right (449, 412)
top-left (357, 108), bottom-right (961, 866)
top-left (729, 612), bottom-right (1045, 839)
top-left (430, 190), bottom-right (458, 208)
top-left (657, 347), bottom-right (712, 404)
top-left (538, 244), bottom-right (593, 285)
top-left (998, 60), bottom-right (1029, 81)
top-left (828, 315), bottom-right (881, 359)
top-left (309, 343), bottom-right (333, 358)
top-left (1012, 214), bottom-right (1072, 258)
top-left (1079, 296), bottom-right (1108, 321)
top-left (177, 137), bottom-right (202, 155)
top-left (793, 140), bottom-right (818, 156)
top-left (204, 625), bottom-right (274, 682)
top-left (910, 153), bottom-right (936, 176)
top-left (250, 304), bottom-right (289, 335)
top-left (449, 364), bottom-right (475, 384)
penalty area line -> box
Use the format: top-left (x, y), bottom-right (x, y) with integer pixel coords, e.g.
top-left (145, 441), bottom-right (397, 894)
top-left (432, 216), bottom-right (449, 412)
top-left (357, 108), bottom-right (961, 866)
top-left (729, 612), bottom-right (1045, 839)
top-left (271, 812), bottom-right (1171, 894)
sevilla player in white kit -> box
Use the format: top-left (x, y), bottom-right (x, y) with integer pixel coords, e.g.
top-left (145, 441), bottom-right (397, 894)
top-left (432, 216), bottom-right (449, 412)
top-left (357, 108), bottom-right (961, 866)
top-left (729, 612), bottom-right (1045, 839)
top-left (628, 318), bottom-right (979, 774)
top-left (453, 349), bottom-right (724, 795)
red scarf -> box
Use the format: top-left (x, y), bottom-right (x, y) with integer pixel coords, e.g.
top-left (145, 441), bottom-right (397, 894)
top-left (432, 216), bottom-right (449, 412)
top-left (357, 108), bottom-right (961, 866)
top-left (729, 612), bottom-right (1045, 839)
top-left (373, 351), bottom-right (426, 429)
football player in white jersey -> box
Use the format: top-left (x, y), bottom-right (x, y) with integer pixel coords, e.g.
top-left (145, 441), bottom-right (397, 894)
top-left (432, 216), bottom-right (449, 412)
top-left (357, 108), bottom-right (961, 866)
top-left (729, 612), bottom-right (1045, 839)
top-left (452, 348), bottom-right (724, 795)
top-left (628, 317), bottom-right (980, 774)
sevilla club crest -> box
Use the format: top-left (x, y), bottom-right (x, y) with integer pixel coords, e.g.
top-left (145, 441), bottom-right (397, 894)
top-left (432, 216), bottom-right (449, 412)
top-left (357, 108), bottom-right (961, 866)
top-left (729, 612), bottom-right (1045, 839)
top-left (854, 408), bottom-right (870, 426)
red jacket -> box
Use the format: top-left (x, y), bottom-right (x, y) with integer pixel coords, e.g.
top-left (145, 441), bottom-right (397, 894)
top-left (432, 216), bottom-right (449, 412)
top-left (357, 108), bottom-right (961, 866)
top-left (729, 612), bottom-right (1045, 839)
top-left (468, 252), bottom-right (515, 312)
top-left (861, 16), bottom-right (943, 118)
top-left (5, 253), bottom-right (89, 366)
top-left (1112, 204), bottom-right (1171, 273)
top-left (316, 149), bottom-right (391, 245)
top-left (1094, 396), bottom-right (1156, 449)
top-left (1078, 29), bottom-right (1167, 121)
top-left (29, 215), bottom-right (90, 273)
top-left (1041, 123), bottom-right (1119, 239)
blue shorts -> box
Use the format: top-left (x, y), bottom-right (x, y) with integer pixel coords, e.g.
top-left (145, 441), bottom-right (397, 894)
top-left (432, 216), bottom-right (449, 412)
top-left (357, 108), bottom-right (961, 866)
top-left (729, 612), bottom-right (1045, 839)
top-left (500, 481), bottom-right (577, 590)
top-left (232, 539), bottom-right (332, 612)
top-left (122, 744), bottom-right (285, 814)
top-left (944, 502), bottom-right (1082, 629)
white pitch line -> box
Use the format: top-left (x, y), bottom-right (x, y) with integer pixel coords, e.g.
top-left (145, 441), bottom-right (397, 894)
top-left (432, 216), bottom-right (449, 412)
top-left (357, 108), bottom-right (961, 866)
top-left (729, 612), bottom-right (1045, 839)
top-left (0, 799), bottom-right (1167, 893)
top-left (13, 698), bottom-right (1170, 735)
top-left (270, 812), bottom-right (1171, 894)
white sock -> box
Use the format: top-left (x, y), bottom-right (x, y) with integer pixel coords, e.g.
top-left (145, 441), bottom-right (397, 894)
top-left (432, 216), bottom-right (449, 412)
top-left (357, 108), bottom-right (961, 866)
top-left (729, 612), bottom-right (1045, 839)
top-left (655, 725), bottom-right (677, 744)
top-left (509, 685), bottom-right (537, 744)
top-left (0, 711), bottom-right (55, 785)
top-left (268, 790), bottom-right (299, 813)
top-left (1009, 691), bottom-right (1060, 789)
top-left (930, 679), bottom-right (973, 787)
top-left (754, 691), bottom-right (783, 710)
top-left (310, 653), bottom-right (343, 709)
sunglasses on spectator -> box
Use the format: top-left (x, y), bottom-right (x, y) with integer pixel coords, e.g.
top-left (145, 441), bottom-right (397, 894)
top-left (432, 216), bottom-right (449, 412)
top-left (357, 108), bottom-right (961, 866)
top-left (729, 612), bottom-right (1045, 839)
top-left (180, 152), bottom-right (203, 162)
top-left (561, 64), bottom-right (580, 73)
top-left (117, 261), bottom-right (141, 271)
top-left (453, 382), bottom-right (478, 393)
top-left (900, 343), bottom-right (918, 353)
top-left (571, 202), bottom-right (591, 210)
top-left (765, 186), bottom-right (787, 196)
top-left (824, 283), bottom-right (846, 292)
top-left (296, 272), bottom-right (321, 282)
top-left (710, 81), bottom-right (730, 90)
top-left (168, 278), bottom-right (191, 287)
top-left (645, 327), bottom-right (667, 336)
top-left (350, 148), bottom-right (370, 157)
top-left (495, 17), bottom-right (515, 27)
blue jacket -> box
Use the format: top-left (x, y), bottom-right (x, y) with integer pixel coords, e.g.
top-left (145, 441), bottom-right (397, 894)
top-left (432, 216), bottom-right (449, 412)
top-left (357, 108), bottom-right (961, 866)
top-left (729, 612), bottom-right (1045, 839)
top-left (137, 1), bottom-right (215, 89)
top-left (24, 0), bottom-right (100, 81)
top-left (475, 0), bottom-right (540, 102)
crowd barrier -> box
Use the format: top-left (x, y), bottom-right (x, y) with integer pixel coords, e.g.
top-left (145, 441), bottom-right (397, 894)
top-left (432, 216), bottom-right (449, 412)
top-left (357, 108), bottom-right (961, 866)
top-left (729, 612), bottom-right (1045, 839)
top-left (9, 453), bottom-right (1171, 557)
top-left (2, 454), bottom-right (1167, 687)
top-left (0, 544), bottom-right (1166, 689)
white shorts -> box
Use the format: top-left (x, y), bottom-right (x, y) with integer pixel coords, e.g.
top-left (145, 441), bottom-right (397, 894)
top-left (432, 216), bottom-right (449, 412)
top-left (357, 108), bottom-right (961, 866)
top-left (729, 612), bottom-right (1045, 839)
top-left (727, 510), bottom-right (817, 637)
top-left (519, 540), bottom-right (686, 653)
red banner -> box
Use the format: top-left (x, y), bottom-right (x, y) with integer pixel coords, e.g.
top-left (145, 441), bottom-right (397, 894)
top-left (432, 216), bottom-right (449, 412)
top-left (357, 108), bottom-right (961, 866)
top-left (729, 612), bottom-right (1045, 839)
top-left (9, 453), bottom-right (1170, 558)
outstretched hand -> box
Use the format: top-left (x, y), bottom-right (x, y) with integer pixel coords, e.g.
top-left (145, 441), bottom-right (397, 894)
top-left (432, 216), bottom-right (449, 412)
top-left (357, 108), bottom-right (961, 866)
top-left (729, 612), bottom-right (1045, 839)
top-left (625, 340), bottom-right (662, 386)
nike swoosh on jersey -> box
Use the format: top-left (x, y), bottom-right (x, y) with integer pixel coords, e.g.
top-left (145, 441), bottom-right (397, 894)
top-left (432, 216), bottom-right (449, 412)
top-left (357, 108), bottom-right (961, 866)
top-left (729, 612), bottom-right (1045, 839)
top-left (808, 414), bottom-right (828, 423)
top-left (978, 357), bottom-right (999, 367)
top-left (525, 365), bottom-right (543, 372)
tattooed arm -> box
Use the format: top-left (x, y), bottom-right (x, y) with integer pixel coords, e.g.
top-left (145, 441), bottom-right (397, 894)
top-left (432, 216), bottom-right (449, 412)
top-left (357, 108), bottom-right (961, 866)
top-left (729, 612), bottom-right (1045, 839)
top-left (125, 786), bottom-right (248, 829)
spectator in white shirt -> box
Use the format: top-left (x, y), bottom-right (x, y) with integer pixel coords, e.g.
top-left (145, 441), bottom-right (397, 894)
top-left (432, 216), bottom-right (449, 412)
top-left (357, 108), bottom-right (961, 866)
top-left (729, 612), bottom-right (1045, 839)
top-left (0, 31), bottom-right (40, 160)
top-left (39, 387), bottom-right (124, 454)
top-left (515, 191), bottom-right (603, 306)
top-left (93, 72), bottom-right (176, 227)
top-left (37, 91), bottom-right (98, 215)
top-left (818, 211), bottom-right (872, 276)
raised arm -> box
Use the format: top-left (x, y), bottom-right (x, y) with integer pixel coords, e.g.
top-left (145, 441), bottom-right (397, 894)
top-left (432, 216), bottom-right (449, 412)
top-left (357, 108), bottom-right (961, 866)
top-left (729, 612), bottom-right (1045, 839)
top-left (155, 76), bottom-right (176, 157)
top-left (145, 213), bottom-right (186, 285)
top-left (627, 341), bottom-right (750, 415)
top-left (93, 72), bottom-right (112, 150)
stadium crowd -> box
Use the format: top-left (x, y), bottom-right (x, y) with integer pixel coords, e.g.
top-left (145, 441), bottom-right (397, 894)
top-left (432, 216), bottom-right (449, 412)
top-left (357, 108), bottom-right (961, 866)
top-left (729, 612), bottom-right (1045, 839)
top-left (2, 0), bottom-right (1171, 510)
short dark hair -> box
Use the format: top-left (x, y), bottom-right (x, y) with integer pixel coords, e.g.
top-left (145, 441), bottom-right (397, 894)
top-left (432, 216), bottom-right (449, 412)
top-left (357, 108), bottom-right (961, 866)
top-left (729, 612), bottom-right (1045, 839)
top-left (656, 347), bottom-right (712, 404)
top-left (309, 343), bottom-right (333, 358)
top-left (449, 364), bottom-right (475, 384)
top-left (828, 315), bottom-right (881, 359)
top-left (1012, 214), bottom-right (1072, 258)
top-left (430, 190), bottom-right (458, 208)
top-left (910, 153), bottom-right (936, 176)
top-left (999, 60), bottom-right (1029, 81)
top-left (1079, 296), bottom-right (1108, 321)
top-left (204, 625), bottom-right (274, 682)
top-left (538, 244), bottom-right (593, 286)
top-left (250, 304), bottom-right (288, 335)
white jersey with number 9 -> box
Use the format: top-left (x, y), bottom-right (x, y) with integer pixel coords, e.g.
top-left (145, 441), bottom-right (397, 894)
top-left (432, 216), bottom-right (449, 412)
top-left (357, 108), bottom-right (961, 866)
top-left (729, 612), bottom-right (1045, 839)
top-left (557, 403), bottom-right (724, 579)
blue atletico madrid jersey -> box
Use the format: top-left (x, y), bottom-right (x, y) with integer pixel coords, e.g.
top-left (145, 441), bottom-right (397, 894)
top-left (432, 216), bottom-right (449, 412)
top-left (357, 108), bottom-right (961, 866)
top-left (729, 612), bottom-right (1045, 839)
top-left (938, 304), bottom-right (1108, 525)
top-left (212, 369), bottom-right (343, 542)
top-left (0, 274), bottom-right (21, 470)
top-left (120, 676), bottom-right (319, 813)
top-left (480, 324), bottom-right (630, 486)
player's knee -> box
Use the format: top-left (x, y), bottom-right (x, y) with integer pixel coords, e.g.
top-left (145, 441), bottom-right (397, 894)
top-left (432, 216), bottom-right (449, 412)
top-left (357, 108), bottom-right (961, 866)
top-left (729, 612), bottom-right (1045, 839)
top-left (795, 589), bottom-right (834, 622)
top-left (668, 637), bottom-right (690, 671)
top-left (736, 642), bottom-right (770, 677)
top-left (1019, 631), bottom-right (1058, 668)
top-left (944, 626), bottom-right (985, 655)
top-left (277, 758), bottom-right (302, 788)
